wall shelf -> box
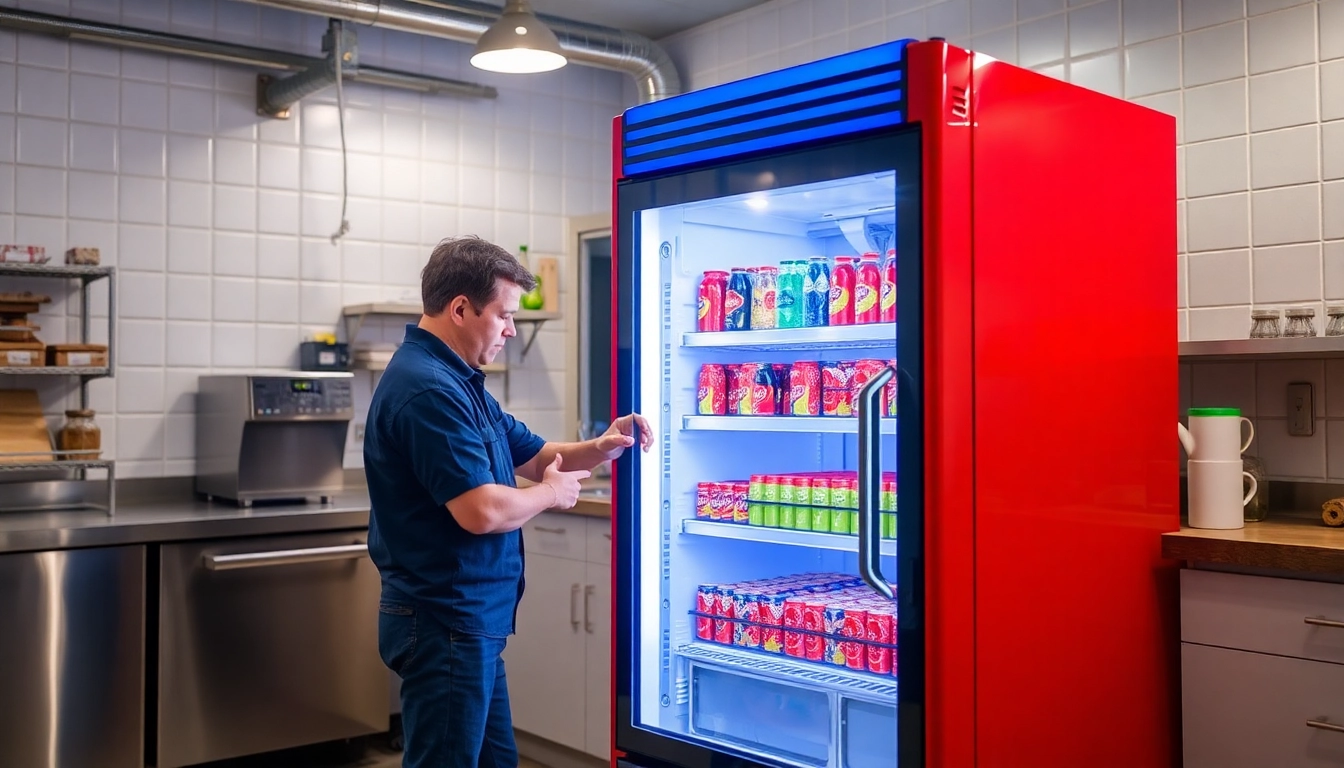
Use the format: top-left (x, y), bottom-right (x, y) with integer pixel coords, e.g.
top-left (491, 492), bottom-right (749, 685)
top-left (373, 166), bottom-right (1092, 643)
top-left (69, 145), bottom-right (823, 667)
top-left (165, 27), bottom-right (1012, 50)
top-left (1179, 337), bottom-right (1344, 361)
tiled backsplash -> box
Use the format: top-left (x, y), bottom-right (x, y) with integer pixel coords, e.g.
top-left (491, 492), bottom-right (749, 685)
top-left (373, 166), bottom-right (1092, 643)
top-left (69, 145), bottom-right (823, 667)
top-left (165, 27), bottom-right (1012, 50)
top-left (0, 0), bottom-right (623, 477)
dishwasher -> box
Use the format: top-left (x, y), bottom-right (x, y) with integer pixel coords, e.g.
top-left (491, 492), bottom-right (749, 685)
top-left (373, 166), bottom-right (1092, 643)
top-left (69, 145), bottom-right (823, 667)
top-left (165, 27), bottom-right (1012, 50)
top-left (156, 530), bottom-right (387, 768)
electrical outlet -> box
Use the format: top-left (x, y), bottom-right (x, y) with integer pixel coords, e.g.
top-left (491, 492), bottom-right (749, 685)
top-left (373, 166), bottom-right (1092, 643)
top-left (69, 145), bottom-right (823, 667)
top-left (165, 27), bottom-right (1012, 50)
top-left (354, 423), bottom-right (366, 442)
top-left (1287, 383), bottom-right (1313, 436)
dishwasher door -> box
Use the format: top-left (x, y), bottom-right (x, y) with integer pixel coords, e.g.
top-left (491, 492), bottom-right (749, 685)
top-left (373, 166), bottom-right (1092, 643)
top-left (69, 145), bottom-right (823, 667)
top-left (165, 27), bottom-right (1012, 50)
top-left (157, 530), bottom-right (387, 768)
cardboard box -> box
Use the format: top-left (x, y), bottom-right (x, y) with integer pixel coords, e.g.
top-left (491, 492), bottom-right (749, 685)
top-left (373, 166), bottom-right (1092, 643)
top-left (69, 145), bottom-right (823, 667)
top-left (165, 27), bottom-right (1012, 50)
top-left (0, 389), bottom-right (52, 462)
top-left (536, 256), bottom-right (559, 311)
top-left (65, 247), bottom-right (100, 265)
top-left (0, 245), bottom-right (47, 263)
top-left (47, 344), bottom-right (107, 367)
top-left (0, 341), bottom-right (45, 367)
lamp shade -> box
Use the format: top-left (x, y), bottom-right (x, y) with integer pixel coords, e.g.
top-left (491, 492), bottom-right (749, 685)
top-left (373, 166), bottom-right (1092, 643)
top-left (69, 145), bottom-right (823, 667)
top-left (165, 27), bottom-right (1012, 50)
top-left (470, 0), bottom-right (567, 74)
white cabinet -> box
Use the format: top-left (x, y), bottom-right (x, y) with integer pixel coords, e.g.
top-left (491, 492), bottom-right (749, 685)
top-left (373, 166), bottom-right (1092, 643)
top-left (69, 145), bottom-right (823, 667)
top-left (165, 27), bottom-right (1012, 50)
top-left (506, 513), bottom-right (613, 760)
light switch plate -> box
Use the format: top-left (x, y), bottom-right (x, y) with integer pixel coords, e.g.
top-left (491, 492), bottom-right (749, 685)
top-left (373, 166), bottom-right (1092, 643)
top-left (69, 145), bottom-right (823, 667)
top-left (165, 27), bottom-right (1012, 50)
top-left (1288, 383), bottom-right (1314, 436)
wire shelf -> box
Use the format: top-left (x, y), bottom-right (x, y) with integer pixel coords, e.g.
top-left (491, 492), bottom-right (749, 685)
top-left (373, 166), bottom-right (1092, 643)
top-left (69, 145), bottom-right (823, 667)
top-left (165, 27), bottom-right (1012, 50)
top-left (679, 642), bottom-right (897, 698)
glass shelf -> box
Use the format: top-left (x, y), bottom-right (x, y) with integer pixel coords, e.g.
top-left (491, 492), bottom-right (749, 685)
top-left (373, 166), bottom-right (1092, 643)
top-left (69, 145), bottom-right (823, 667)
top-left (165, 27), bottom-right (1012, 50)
top-left (679, 642), bottom-right (898, 699)
top-left (683, 519), bottom-right (896, 556)
top-left (682, 416), bottom-right (896, 434)
top-left (682, 323), bottom-right (895, 351)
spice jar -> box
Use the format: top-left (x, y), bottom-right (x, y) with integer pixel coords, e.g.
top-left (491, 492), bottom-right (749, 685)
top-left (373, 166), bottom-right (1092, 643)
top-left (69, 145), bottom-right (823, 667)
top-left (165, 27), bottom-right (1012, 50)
top-left (58, 409), bottom-right (100, 460)
top-left (1249, 309), bottom-right (1281, 338)
top-left (1283, 307), bottom-right (1317, 338)
top-left (1327, 305), bottom-right (1344, 337)
top-left (1242, 454), bottom-right (1269, 522)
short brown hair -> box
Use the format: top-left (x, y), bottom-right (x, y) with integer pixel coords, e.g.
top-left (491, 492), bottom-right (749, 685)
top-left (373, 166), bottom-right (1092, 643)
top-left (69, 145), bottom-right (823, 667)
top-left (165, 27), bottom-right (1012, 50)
top-left (421, 236), bottom-right (536, 316)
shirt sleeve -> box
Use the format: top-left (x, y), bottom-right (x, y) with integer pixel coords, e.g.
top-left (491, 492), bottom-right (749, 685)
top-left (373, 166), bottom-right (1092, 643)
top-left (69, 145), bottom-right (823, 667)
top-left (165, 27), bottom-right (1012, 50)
top-left (498, 410), bottom-right (546, 468)
top-left (395, 389), bottom-right (495, 506)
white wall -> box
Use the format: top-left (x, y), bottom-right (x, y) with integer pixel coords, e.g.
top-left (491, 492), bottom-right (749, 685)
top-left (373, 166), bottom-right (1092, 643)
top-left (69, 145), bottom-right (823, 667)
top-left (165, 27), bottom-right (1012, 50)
top-left (0, 0), bottom-right (625, 477)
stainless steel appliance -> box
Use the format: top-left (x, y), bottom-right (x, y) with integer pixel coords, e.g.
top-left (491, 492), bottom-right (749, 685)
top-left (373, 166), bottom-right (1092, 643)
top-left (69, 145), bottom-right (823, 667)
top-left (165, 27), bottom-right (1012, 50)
top-left (195, 372), bottom-right (354, 506)
top-left (156, 530), bottom-right (386, 768)
top-left (0, 546), bottom-right (145, 768)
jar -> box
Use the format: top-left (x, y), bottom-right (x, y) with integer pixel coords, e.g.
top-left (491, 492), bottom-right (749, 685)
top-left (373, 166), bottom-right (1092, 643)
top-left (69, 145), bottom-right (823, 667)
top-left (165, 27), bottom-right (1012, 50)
top-left (1249, 309), bottom-right (1281, 338)
top-left (1283, 307), bottom-right (1317, 338)
top-left (1242, 454), bottom-right (1269, 522)
top-left (58, 409), bottom-right (100, 460)
top-left (1327, 305), bottom-right (1344, 337)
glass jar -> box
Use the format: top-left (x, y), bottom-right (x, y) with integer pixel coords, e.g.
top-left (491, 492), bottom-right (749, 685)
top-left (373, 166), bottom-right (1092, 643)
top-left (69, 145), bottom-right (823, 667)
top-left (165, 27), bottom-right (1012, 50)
top-left (1249, 309), bottom-right (1281, 338)
top-left (58, 409), bottom-right (100, 460)
top-left (1283, 307), bottom-right (1317, 338)
top-left (1327, 305), bottom-right (1344, 337)
top-left (1242, 454), bottom-right (1269, 522)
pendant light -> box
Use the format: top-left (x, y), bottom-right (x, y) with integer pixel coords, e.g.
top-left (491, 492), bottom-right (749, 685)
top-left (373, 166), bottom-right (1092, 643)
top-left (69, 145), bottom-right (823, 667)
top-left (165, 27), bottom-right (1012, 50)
top-left (470, 0), bottom-right (567, 74)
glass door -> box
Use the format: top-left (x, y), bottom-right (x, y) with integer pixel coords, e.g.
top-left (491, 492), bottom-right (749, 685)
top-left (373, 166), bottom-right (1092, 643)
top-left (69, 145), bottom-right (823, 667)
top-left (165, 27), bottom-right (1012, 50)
top-left (614, 130), bottom-right (922, 768)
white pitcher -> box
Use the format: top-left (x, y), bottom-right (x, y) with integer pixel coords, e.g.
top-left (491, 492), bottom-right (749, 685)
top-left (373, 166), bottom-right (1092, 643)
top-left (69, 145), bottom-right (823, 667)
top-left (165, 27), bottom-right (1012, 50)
top-left (1178, 407), bottom-right (1254, 462)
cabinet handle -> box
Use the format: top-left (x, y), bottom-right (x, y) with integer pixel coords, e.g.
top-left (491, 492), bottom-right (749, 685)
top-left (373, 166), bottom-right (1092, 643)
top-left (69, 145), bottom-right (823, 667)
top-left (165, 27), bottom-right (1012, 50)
top-left (204, 544), bottom-right (367, 571)
top-left (1305, 617), bottom-right (1344, 630)
top-left (535, 526), bottom-right (567, 534)
top-left (570, 584), bottom-right (580, 632)
top-left (584, 584), bottom-right (595, 634)
top-left (1306, 720), bottom-right (1344, 734)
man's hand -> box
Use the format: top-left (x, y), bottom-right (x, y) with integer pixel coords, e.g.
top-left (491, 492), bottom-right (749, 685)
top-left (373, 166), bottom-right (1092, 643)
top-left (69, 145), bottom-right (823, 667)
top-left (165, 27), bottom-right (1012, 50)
top-left (540, 453), bottom-right (590, 509)
top-left (595, 412), bottom-right (654, 460)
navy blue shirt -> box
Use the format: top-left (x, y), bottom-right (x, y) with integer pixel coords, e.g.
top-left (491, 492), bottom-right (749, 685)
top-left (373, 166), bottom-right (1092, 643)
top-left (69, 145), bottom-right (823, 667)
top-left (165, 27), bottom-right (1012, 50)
top-left (365, 325), bottom-right (546, 637)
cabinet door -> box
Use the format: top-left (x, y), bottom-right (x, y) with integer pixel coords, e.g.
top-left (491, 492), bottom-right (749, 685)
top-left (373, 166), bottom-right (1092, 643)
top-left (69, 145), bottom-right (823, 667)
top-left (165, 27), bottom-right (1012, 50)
top-left (505, 552), bottom-right (588, 751)
top-left (584, 560), bottom-right (612, 759)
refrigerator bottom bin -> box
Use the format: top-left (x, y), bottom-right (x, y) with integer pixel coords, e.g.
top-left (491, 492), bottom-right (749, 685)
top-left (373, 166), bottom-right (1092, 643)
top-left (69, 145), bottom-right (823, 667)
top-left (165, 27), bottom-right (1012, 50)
top-left (843, 698), bottom-right (897, 768)
top-left (689, 662), bottom-right (831, 767)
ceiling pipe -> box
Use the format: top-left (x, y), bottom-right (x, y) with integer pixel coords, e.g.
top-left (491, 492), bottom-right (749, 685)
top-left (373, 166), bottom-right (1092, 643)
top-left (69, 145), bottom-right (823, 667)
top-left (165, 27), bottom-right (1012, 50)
top-left (0, 6), bottom-right (497, 99)
top-left (239, 0), bottom-right (683, 102)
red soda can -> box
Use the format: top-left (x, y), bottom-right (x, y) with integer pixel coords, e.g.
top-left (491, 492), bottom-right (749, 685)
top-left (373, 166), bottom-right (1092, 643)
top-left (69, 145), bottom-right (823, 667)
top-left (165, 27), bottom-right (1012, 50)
top-left (829, 256), bottom-right (856, 326)
top-left (751, 363), bottom-right (777, 416)
top-left (880, 249), bottom-right (896, 323)
top-left (850, 359), bottom-right (888, 413)
top-left (823, 388), bottom-right (853, 417)
top-left (885, 358), bottom-right (898, 417)
top-left (736, 363), bottom-right (757, 415)
top-left (866, 607), bottom-right (895, 674)
top-left (697, 363), bottom-right (727, 415)
top-left (824, 606), bottom-right (846, 665)
top-left (788, 361), bottom-right (821, 416)
top-left (855, 253), bottom-right (882, 324)
top-left (759, 594), bottom-right (785, 653)
top-left (696, 482), bottom-right (713, 519)
top-left (696, 586), bottom-right (716, 641)
top-left (820, 361), bottom-right (849, 390)
top-left (803, 601), bottom-right (827, 661)
top-left (714, 587), bottom-right (735, 644)
top-left (708, 482), bottom-right (733, 521)
top-left (842, 607), bottom-right (869, 670)
top-left (697, 270), bottom-right (728, 332)
top-left (732, 481), bottom-right (751, 524)
top-left (783, 598), bottom-right (807, 657)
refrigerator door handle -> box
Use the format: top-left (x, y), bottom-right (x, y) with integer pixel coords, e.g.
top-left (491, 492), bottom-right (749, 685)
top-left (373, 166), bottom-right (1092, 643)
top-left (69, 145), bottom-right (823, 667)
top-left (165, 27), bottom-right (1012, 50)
top-left (858, 365), bottom-right (896, 600)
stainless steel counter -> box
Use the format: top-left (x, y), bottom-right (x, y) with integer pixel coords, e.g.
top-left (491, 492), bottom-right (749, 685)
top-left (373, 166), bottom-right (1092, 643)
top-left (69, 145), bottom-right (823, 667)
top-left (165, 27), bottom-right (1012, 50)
top-left (0, 491), bottom-right (372, 554)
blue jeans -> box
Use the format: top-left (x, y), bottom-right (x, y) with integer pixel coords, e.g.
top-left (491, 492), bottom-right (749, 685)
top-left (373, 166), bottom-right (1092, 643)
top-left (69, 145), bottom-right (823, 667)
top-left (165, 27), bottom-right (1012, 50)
top-left (379, 601), bottom-right (518, 768)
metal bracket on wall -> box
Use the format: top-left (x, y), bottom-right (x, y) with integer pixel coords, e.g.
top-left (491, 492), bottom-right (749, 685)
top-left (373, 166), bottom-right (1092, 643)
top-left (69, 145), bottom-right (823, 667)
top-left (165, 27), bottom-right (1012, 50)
top-left (257, 19), bottom-right (358, 119)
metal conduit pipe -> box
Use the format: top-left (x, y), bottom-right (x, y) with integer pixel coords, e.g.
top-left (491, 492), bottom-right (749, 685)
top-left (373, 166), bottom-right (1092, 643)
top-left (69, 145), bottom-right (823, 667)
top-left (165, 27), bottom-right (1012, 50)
top-left (239, 0), bottom-right (682, 102)
top-left (0, 6), bottom-right (497, 99)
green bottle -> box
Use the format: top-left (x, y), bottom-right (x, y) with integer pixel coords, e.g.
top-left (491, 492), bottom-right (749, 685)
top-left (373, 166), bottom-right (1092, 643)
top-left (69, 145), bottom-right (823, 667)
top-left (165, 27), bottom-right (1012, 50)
top-left (777, 261), bottom-right (805, 328)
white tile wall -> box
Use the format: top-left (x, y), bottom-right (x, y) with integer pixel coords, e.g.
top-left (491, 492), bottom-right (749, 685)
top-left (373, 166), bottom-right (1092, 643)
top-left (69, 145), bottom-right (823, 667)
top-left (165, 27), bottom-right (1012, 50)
top-left (2, 0), bottom-right (620, 475)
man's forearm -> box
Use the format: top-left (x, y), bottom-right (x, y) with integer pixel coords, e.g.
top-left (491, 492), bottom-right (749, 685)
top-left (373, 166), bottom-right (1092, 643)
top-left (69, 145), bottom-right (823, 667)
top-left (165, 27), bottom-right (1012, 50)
top-left (520, 440), bottom-right (607, 481)
top-left (447, 482), bottom-right (559, 534)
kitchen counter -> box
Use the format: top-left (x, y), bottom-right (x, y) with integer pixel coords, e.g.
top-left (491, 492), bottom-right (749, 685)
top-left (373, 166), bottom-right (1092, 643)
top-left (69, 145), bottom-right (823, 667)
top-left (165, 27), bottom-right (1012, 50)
top-left (1161, 513), bottom-right (1344, 576)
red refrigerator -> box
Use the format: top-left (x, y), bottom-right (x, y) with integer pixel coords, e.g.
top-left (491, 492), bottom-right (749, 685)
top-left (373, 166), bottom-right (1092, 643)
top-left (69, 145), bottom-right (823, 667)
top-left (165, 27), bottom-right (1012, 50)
top-left (609, 39), bottom-right (1178, 768)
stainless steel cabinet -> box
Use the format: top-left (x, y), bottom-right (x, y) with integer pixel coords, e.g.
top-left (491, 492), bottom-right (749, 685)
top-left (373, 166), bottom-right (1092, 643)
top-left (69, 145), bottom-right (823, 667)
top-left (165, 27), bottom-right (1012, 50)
top-left (0, 546), bottom-right (145, 768)
top-left (157, 530), bottom-right (387, 768)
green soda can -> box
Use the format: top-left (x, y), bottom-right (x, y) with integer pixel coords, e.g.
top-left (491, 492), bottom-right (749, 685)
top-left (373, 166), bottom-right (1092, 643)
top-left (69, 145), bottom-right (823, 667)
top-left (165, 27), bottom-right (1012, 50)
top-left (811, 506), bottom-right (830, 532)
top-left (831, 508), bottom-right (850, 535)
top-left (762, 475), bottom-right (781, 504)
top-left (881, 478), bottom-right (897, 539)
top-left (748, 503), bottom-right (765, 526)
top-left (792, 478), bottom-right (812, 530)
top-left (882, 512), bottom-right (897, 539)
top-left (810, 477), bottom-right (830, 508)
top-left (846, 478), bottom-right (860, 535)
top-left (748, 474), bottom-right (766, 502)
top-left (763, 504), bottom-right (780, 528)
top-left (779, 505), bottom-right (796, 529)
top-left (778, 476), bottom-right (796, 506)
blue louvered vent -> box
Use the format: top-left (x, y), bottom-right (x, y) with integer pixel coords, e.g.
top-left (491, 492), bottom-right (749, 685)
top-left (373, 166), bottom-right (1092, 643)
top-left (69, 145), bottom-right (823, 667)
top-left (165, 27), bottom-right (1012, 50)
top-left (621, 40), bottom-right (911, 178)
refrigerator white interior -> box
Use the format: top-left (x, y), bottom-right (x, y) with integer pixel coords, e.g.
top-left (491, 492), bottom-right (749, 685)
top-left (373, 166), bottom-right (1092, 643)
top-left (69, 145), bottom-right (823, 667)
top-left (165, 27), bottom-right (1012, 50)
top-left (633, 171), bottom-right (901, 768)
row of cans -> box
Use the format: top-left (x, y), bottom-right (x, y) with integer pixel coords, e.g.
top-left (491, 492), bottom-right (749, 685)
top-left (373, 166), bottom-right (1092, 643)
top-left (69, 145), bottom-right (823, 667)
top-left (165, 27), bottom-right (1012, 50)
top-left (696, 473), bottom-right (897, 538)
top-left (696, 252), bottom-right (897, 333)
top-left (696, 359), bottom-right (897, 418)
top-left (694, 574), bottom-right (897, 676)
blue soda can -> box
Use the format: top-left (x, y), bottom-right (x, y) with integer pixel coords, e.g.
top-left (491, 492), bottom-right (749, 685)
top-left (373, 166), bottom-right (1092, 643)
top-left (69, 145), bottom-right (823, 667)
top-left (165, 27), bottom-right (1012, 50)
top-left (806, 257), bottom-right (830, 327)
top-left (726, 268), bottom-right (753, 331)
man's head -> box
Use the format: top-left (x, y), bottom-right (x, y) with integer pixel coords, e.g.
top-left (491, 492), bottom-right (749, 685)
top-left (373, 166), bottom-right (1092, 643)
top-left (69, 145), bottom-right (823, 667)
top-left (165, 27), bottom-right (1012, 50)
top-left (419, 236), bottom-right (537, 368)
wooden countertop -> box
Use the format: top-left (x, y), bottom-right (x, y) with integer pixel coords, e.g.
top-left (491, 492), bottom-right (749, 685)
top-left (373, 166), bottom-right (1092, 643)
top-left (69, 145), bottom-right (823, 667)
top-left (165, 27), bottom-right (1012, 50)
top-left (1162, 513), bottom-right (1344, 576)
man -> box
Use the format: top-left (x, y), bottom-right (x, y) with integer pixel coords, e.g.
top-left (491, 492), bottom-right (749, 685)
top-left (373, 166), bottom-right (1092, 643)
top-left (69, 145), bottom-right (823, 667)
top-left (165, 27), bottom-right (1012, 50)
top-left (363, 236), bottom-right (651, 768)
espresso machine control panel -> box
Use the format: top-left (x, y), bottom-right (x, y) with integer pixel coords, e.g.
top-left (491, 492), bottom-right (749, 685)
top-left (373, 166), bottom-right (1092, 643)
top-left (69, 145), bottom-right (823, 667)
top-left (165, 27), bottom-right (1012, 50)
top-left (249, 376), bottom-right (354, 420)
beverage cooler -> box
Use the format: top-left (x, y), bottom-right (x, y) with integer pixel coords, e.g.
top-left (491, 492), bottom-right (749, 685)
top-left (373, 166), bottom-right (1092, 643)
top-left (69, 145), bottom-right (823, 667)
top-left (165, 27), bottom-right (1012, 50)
top-left (610, 40), bottom-right (1179, 768)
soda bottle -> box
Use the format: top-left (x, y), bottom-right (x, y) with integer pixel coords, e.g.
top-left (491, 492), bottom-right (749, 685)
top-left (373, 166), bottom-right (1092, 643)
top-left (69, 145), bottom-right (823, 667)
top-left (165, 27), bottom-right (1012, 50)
top-left (771, 363), bottom-right (790, 415)
top-left (805, 257), bottom-right (830, 327)
top-left (830, 256), bottom-right (856, 326)
top-left (855, 253), bottom-right (882, 324)
top-left (751, 363), bottom-right (777, 415)
top-left (697, 363), bottom-right (726, 415)
top-left (697, 270), bottom-right (728, 332)
top-left (777, 261), bottom-right (805, 328)
top-left (880, 249), bottom-right (896, 323)
top-left (725, 268), bottom-right (752, 331)
top-left (751, 266), bottom-right (778, 329)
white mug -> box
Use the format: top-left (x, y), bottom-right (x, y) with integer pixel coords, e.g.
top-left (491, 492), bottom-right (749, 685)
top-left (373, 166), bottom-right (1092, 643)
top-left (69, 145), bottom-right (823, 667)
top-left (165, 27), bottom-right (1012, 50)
top-left (1178, 408), bottom-right (1254, 462)
top-left (1187, 459), bottom-right (1258, 530)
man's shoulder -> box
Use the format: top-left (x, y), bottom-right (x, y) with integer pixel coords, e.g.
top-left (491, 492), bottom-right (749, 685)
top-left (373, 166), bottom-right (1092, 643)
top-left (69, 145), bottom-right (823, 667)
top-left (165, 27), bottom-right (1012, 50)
top-left (371, 354), bottom-right (468, 420)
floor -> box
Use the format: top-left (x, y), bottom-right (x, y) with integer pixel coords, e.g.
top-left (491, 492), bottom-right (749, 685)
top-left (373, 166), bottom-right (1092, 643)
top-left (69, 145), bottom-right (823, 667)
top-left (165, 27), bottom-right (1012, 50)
top-left (193, 734), bottom-right (548, 768)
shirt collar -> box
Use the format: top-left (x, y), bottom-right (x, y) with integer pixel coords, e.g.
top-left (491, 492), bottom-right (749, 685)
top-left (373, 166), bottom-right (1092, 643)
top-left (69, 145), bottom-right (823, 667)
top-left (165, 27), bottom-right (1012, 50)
top-left (402, 324), bottom-right (483, 383)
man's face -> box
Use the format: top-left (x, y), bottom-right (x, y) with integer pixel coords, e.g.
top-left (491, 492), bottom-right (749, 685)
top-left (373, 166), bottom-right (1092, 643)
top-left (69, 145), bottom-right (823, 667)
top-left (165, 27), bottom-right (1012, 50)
top-left (460, 278), bottom-right (521, 367)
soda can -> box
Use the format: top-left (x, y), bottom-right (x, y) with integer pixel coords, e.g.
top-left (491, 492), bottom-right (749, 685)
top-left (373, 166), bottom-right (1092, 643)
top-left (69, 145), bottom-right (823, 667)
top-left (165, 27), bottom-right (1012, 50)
top-left (792, 479), bottom-right (812, 530)
top-left (831, 508), bottom-right (851, 536)
top-left (788, 361), bottom-right (821, 416)
top-left (763, 505), bottom-right (779, 528)
top-left (866, 608), bottom-right (895, 674)
top-left (882, 512), bottom-right (897, 539)
top-left (725, 268), bottom-right (752, 331)
top-left (748, 503), bottom-right (765, 526)
top-left (737, 363), bottom-right (758, 415)
top-left (695, 585), bottom-right (716, 641)
top-left (850, 359), bottom-right (888, 412)
top-left (885, 358), bottom-right (898, 417)
top-left (771, 363), bottom-right (790, 415)
top-left (855, 252), bottom-right (882, 325)
top-left (724, 364), bottom-right (742, 416)
top-left (762, 475), bottom-right (782, 503)
top-left (733, 592), bottom-right (760, 648)
top-left (751, 364), bottom-right (778, 416)
top-left (732, 482), bottom-right (751, 524)
top-left (809, 477), bottom-right (830, 507)
top-left (759, 594), bottom-right (786, 654)
top-left (803, 601), bottom-right (828, 661)
top-left (696, 482), bottom-right (713, 520)
top-left (824, 606), bottom-right (847, 666)
top-left (750, 266), bottom-right (778, 330)
top-left (880, 249), bottom-right (897, 324)
top-left (697, 363), bottom-right (727, 415)
top-left (805, 256), bottom-right (831, 327)
top-left (842, 607), bottom-right (869, 670)
top-left (778, 505), bottom-right (796, 529)
top-left (715, 587), bottom-right (735, 645)
top-left (820, 361), bottom-right (848, 390)
top-left (823, 387), bottom-right (854, 417)
top-left (708, 482), bottom-right (733, 521)
top-left (830, 256), bottom-right (856, 326)
top-left (783, 597), bottom-right (807, 657)
top-left (697, 270), bottom-right (728, 332)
